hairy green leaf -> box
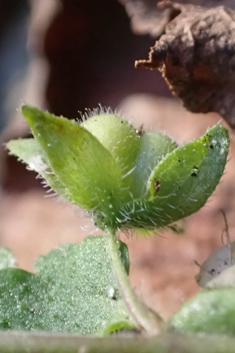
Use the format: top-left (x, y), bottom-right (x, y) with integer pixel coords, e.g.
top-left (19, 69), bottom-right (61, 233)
top-left (129, 131), bottom-right (178, 199)
top-left (0, 237), bottom-right (136, 335)
top-left (7, 139), bottom-right (67, 198)
top-left (116, 125), bottom-right (229, 230)
top-left (82, 114), bottom-right (140, 202)
top-left (20, 105), bottom-right (122, 226)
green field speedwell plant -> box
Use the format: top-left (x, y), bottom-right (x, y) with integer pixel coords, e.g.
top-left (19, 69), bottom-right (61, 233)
top-left (2, 104), bottom-right (230, 336)
top-left (8, 105), bottom-right (229, 233)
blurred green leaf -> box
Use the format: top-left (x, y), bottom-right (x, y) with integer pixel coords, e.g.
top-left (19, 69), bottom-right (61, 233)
top-left (0, 248), bottom-right (17, 270)
top-left (171, 288), bottom-right (235, 335)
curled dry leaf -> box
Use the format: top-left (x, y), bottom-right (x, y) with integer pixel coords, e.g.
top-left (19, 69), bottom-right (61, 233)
top-left (119, 0), bottom-right (235, 37)
top-left (135, 2), bottom-right (235, 128)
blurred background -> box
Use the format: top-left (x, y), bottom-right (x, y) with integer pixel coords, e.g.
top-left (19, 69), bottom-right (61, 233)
top-left (0, 0), bottom-right (235, 320)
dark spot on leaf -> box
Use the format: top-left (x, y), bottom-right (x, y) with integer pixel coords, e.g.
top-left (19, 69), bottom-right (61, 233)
top-left (138, 124), bottom-right (144, 136)
top-left (191, 166), bottom-right (198, 177)
top-left (153, 178), bottom-right (160, 195)
top-left (110, 328), bottom-right (141, 336)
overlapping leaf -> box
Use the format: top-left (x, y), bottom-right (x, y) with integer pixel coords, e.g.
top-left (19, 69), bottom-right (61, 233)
top-left (82, 114), bottom-right (141, 202)
top-left (116, 125), bottom-right (229, 230)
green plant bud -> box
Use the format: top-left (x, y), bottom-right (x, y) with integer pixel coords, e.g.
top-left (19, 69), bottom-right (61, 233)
top-left (81, 114), bottom-right (140, 202)
top-left (7, 105), bottom-right (229, 233)
top-left (129, 131), bottom-right (178, 199)
top-left (171, 288), bottom-right (235, 334)
top-left (19, 105), bottom-right (122, 227)
top-left (115, 125), bottom-right (229, 230)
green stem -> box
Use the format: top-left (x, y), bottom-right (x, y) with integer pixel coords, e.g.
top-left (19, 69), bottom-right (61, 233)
top-left (106, 229), bottom-right (163, 335)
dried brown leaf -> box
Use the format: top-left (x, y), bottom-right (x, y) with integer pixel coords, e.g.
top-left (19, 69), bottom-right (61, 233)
top-left (136, 3), bottom-right (235, 128)
top-left (119, 0), bottom-right (235, 37)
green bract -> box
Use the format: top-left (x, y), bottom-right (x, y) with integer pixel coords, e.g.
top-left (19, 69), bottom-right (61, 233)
top-left (7, 104), bottom-right (229, 232)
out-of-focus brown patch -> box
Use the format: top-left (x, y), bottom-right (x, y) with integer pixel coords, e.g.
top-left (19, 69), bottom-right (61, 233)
top-left (0, 191), bottom-right (92, 271)
top-left (135, 2), bottom-right (235, 129)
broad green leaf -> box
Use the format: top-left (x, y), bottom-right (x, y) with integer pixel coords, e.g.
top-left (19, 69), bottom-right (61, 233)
top-left (20, 105), bottom-right (122, 226)
top-left (0, 248), bottom-right (17, 270)
top-left (115, 125), bottom-right (229, 230)
top-left (0, 237), bottom-right (137, 335)
top-left (129, 132), bottom-right (178, 199)
top-left (82, 114), bottom-right (140, 202)
top-left (7, 139), bottom-right (67, 198)
top-left (171, 288), bottom-right (235, 335)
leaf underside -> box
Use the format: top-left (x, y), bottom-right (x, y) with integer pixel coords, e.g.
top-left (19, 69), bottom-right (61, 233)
top-left (7, 139), bottom-right (66, 197)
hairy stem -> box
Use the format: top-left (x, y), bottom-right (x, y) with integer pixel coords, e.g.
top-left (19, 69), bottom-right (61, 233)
top-left (106, 229), bottom-right (162, 335)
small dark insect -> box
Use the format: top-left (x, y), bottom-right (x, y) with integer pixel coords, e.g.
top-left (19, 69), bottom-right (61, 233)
top-left (137, 124), bottom-right (144, 136)
top-left (153, 178), bottom-right (160, 195)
